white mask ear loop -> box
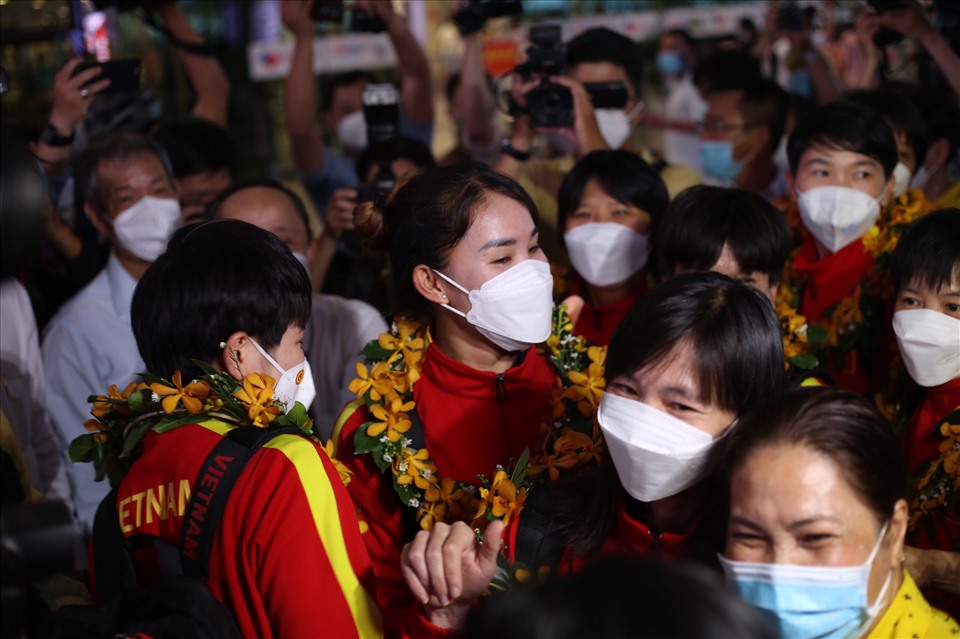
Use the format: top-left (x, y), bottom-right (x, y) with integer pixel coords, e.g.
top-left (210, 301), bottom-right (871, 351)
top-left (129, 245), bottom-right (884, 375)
top-left (432, 270), bottom-right (471, 319)
top-left (864, 521), bottom-right (893, 617)
top-left (249, 337), bottom-right (286, 377)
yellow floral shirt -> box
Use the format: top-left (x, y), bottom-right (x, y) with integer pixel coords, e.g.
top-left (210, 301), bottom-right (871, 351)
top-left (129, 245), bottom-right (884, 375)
top-left (867, 570), bottom-right (959, 638)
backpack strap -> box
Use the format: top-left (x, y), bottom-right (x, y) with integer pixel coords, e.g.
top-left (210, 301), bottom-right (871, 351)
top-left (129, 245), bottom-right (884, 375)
top-left (178, 425), bottom-right (305, 580)
top-left (92, 488), bottom-right (140, 603)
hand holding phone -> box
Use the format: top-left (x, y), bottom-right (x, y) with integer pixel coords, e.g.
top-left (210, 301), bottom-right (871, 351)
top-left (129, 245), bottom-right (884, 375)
top-left (71, 58), bottom-right (141, 95)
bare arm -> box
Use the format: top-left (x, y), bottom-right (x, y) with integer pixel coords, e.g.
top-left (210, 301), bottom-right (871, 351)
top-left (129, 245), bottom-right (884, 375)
top-left (905, 547), bottom-right (960, 595)
top-left (457, 33), bottom-right (496, 149)
top-left (877, 3), bottom-right (960, 97)
top-left (155, 2), bottom-right (230, 126)
top-left (281, 0), bottom-right (325, 174)
top-left (35, 58), bottom-right (109, 174)
top-left (359, 0), bottom-right (434, 127)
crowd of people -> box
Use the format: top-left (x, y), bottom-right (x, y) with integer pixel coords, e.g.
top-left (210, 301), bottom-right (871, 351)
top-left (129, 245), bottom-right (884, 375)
top-left (1, 0), bottom-right (959, 637)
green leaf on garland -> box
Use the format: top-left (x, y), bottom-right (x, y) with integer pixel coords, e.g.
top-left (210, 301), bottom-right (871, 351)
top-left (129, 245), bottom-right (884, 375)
top-left (805, 324), bottom-right (828, 344)
top-left (127, 388), bottom-right (157, 412)
top-left (192, 360), bottom-right (221, 377)
top-left (69, 435), bottom-right (96, 463)
top-left (789, 354), bottom-right (819, 370)
top-left (354, 423), bottom-right (384, 454)
top-left (361, 342), bottom-right (395, 362)
top-left (153, 414), bottom-right (205, 434)
top-left (120, 421), bottom-right (153, 458)
top-left (139, 372), bottom-right (164, 385)
top-left (510, 447), bottom-right (529, 487)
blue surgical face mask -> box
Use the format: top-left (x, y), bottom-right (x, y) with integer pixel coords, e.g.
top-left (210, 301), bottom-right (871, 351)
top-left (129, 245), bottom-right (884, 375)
top-left (657, 51), bottom-right (684, 77)
top-left (700, 140), bottom-right (743, 183)
top-left (719, 522), bottom-right (893, 639)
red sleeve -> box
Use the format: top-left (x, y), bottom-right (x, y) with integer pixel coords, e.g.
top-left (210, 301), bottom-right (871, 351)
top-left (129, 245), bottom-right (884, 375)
top-left (213, 433), bottom-right (383, 638)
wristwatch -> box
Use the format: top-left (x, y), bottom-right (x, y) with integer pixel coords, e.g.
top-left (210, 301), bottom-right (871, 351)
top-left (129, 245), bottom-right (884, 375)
top-left (500, 138), bottom-right (531, 162)
top-left (40, 122), bottom-right (74, 147)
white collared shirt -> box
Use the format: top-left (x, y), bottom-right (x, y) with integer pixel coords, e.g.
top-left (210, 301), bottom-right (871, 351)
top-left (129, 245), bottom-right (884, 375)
top-left (42, 252), bottom-right (144, 533)
top-left (0, 278), bottom-right (72, 504)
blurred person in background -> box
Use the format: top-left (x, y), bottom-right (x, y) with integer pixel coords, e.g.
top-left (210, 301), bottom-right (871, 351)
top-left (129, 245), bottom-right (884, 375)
top-left (640, 29), bottom-right (706, 173)
top-left (698, 76), bottom-right (790, 202)
top-left (42, 133), bottom-right (180, 533)
top-left (497, 27), bottom-right (699, 266)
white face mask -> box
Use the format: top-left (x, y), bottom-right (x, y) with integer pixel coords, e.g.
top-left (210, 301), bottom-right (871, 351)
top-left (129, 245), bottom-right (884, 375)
top-left (564, 222), bottom-right (649, 288)
top-left (797, 185), bottom-right (883, 254)
top-left (719, 522), bottom-right (893, 639)
top-left (893, 309), bottom-right (960, 387)
top-left (892, 162), bottom-right (912, 197)
top-left (249, 338), bottom-right (316, 412)
top-left (434, 259), bottom-right (554, 353)
top-left (595, 108), bottom-right (632, 150)
top-left (112, 195), bottom-right (181, 262)
top-left (292, 251), bottom-right (311, 276)
top-left (337, 109), bottom-right (367, 152)
top-left (597, 392), bottom-right (731, 503)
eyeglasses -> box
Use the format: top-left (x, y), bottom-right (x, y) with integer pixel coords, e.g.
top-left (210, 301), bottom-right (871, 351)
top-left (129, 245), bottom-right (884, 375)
top-left (697, 120), bottom-right (756, 134)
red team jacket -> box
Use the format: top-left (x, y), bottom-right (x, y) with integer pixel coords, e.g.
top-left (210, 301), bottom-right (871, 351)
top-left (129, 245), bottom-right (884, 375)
top-left (114, 419), bottom-right (382, 639)
top-left (335, 342), bottom-right (556, 634)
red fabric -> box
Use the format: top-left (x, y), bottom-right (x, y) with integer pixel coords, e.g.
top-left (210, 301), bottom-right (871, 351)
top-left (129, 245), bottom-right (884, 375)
top-left (572, 280), bottom-right (648, 347)
top-left (905, 378), bottom-right (960, 474)
top-left (112, 422), bottom-right (381, 639)
top-left (792, 237), bottom-right (874, 392)
top-left (336, 343), bottom-right (556, 636)
top-left (503, 490), bottom-right (703, 573)
top-left (555, 492), bottom-right (703, 575)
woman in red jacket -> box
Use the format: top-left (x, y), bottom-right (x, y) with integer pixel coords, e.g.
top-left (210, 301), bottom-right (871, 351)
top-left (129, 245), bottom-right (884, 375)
top-left (557, 150), bottom-right (669, 346)
top-left (332, 163), bottom-right (564, 634)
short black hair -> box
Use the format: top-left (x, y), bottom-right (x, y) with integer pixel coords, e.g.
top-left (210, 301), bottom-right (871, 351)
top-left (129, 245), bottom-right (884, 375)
top-left (607, 272), bottom-right (788, 415)
top-left (693, 49), bottom-right (761, 95)
top-left (132, 220), bottom-right (311, 380)
top-left (566, 28), bottom-right (643, 97)
top-left (207, 178), bottom-right (313, 243)
top-left (717, 76), bottom-right (789, 154)
top-left (320, 70), bottom-right (375, 113)
top-left (356, 136), bottom-right (436, 184)
top-left (663, 28), bottom-right (696, 51)
top-left (844, 88), bottom-right (928, 167)
top-left (75, 132), bottom-right (175, 214)
top-left (466, 556), bottom-right (778, 639)
top-left (896, 85), bottom-right (960, 165)
top-left (656, 186), bottom-right (792, 285)
top-left (557, 150), bottom-right (668, 236)
top-left (152, 118), bottom-right (238, 179)
top-left (891, 208), bottom-right (960, 294)
top-left (787, 100), bottom-right (898, 178)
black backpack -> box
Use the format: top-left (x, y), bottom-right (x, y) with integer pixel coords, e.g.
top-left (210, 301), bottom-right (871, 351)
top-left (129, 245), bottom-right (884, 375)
top-left (39, 425), bottom-right (306, 639)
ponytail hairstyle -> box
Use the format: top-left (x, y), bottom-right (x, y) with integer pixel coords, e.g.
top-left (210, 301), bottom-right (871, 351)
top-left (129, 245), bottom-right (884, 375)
top-left (354, 162), bottom-right (539, 315)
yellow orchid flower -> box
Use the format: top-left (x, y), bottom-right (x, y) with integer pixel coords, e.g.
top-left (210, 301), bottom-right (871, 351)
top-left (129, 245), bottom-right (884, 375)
top-left (233, 372), bottom-right (280, 427)
top-left (563, 346), bottom-right (607, 416)
top-left (348, 362), bottom-right (394, 401)
top-left (395, 448), bottom-right (436, 489)
top-left (322, 439), bottom-right (353, 487)
top-left (151, 371), bottom-right (212, 414)
top-left (92, 381), bottom-right (140, 417)
top-left (366, 404), bottom-right (412, 442)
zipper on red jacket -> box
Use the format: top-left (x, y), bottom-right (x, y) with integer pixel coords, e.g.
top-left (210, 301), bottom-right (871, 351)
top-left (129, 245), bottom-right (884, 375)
top-left (495, 373), bottom-right (506, 403)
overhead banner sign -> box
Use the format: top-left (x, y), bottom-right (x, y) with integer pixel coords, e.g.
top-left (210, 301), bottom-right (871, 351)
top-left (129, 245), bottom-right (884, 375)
top-left (248, 32), bottom-right (397, 82)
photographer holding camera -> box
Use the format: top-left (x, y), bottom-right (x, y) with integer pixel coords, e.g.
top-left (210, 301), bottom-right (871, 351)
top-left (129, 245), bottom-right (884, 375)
top-left (494, 27), bottom-right (699, 266)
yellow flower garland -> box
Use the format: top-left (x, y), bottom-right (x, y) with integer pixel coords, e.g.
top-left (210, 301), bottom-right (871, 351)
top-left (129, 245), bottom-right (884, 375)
top-left (345, 306), bottom-right (604, 533)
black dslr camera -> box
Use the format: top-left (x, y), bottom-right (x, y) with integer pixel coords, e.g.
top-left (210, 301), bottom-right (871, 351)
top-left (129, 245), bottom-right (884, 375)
top-left (512, 24), bottom-right (573, 129)
top-left (356, 83), bottom-right (399, 204)
top-left (452, 0), bottom-right (523, 36)
top-left (310, 0), bottom-right (386, 33)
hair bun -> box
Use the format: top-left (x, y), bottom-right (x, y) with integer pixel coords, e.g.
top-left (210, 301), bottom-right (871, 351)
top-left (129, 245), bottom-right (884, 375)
top-left (353, 200), bottom-right (388, 253)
